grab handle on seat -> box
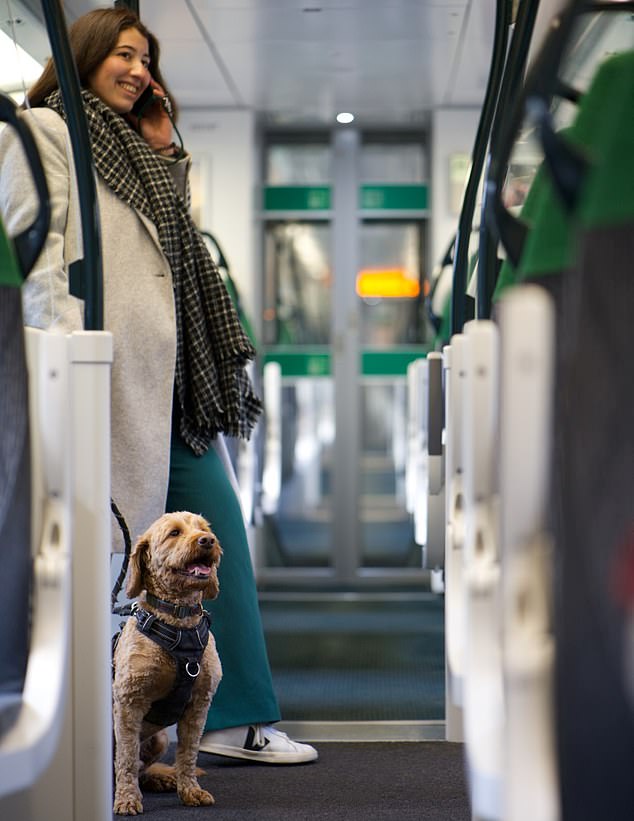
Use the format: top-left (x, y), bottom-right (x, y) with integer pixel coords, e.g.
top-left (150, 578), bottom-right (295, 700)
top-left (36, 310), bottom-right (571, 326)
top-left (526, 96), bottom-right (588, 214)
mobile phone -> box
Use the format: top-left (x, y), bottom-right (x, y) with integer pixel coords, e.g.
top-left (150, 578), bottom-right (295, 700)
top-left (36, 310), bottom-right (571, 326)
top-left (131, 85), bottom-right (160, 117)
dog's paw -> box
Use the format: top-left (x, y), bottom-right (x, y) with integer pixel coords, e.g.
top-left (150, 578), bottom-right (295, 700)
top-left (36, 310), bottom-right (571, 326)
top-left (113, 790), bottom-right (144, 816)
top-left (178, 784), bottom-right (215, 806)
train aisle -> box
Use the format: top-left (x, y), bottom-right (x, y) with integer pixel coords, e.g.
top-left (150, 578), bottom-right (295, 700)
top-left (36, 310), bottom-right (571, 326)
top-left (128, 741), bottom-right (470, 820)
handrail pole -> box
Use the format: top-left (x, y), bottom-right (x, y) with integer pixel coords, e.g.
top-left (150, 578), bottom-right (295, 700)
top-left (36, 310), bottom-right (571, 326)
top-left (450, 0), bottom-right (513, 336)
top-left (478, 0), bottom-right (542, 318)
top-left (40, 0), bottom-right (103, 331)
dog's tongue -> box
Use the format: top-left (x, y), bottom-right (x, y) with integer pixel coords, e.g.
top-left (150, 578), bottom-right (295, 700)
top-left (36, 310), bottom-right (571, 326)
top-left (186, 563), bottom-right (211, 577)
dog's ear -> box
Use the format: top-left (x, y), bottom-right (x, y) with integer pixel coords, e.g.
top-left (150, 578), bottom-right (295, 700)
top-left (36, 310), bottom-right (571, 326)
top-left (203, 545), bottom-right (222, 600)
top-left (126, 536), bottom-right (149, 598)
top-left (203, 565), bottom-right (220, 601)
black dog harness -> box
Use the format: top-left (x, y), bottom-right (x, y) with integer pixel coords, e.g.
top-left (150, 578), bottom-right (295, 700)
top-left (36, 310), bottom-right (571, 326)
top-left (132, 603), bottom-right (211, 727)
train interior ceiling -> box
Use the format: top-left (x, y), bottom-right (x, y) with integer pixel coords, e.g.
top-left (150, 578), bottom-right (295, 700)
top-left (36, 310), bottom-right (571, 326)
top-left (1, 0), bottom-right (634, 819)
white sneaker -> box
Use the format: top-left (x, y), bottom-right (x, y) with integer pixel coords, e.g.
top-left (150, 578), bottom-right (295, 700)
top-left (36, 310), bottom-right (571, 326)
top-left (199, 724), bottom-right (318, 764)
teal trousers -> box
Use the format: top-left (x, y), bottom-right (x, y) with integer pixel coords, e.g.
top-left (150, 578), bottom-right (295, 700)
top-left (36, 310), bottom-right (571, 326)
top-left (166, 433), bottom-right (280, 731)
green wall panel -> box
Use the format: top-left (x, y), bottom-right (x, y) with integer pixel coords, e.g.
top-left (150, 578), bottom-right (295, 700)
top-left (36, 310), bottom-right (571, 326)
top-left (263, 186), bottom-right (331, 211)
top-left (264, 348), bottom-right (429, 377)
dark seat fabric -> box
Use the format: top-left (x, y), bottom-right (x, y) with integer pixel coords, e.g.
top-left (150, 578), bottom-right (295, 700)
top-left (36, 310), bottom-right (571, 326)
top-left (0, 284), bottom-right (31, 699)
top-left (499, 49), bottom-right (634, 821)
top-left (552, 51), bottom-right (634, 821)
top-left (553, 222), bottom-right (634, 821)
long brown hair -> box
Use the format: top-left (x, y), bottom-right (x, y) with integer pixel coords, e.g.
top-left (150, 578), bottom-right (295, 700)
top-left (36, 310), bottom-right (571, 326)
top-left (26, 7), bottom-right (177, 120)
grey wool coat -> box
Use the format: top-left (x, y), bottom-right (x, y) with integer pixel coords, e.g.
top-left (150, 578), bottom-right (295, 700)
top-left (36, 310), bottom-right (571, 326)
top-left (0, 107), bottom-right (238, 551)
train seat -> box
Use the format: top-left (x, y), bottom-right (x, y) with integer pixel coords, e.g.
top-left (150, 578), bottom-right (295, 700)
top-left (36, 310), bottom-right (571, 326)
top-left (0, 316), bottom-right (73, 800)
top-left (460, 319), bottom-right (505, 820)
top-left (0, 320), bottom-right (113, 821)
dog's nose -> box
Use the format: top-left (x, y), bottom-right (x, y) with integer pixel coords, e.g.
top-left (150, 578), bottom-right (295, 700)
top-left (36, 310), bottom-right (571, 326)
top-left (197, 535), bottom-right (214, 549)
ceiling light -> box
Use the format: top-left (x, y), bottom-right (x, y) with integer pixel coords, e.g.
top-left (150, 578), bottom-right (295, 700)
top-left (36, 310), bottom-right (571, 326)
top-left (336, 112), bottom-right (354, 124)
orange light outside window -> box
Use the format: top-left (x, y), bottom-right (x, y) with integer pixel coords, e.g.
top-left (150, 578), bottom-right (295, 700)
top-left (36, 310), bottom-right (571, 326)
top-left (356, 268), bottom-right (420, 299)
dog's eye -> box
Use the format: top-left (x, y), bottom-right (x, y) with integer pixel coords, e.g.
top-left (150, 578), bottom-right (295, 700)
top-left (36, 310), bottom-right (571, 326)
top-left (169, 529), bottom-right (180, 537)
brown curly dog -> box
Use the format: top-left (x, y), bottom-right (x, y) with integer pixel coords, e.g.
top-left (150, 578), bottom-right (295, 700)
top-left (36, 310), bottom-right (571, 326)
top-left (112, 511), bottom-right (223, 815)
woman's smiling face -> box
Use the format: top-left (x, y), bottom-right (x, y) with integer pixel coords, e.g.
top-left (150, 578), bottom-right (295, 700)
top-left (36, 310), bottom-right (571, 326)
top-left (88, 27), bottom-right (151, 113)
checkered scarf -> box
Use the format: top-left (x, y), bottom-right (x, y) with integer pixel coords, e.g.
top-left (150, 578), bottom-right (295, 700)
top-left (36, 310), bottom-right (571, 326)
top-left (46, 90), bottom-right (262, 454)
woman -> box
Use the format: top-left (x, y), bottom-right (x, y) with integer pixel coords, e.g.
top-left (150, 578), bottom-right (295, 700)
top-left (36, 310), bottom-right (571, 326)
top-left (0, 7), bottom-right (316, 764)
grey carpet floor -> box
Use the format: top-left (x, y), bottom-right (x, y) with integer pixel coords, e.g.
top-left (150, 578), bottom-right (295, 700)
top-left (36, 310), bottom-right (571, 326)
top-left (119, 741), bottom-right (470, 820)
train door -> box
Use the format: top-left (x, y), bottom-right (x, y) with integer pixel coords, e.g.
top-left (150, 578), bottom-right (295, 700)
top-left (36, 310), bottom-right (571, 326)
top-left (259, 129), bottom-right (433, 589)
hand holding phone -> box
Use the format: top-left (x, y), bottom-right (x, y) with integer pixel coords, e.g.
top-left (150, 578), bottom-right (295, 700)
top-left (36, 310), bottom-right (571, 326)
top-left (131, 84), bottom-right (160, 117)
top-left (130, 78), bottom-right (174, 151)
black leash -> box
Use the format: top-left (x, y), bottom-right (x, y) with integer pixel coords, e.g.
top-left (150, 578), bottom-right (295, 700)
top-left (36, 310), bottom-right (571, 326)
top-left (110, 498), bottom-right (133, 616)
